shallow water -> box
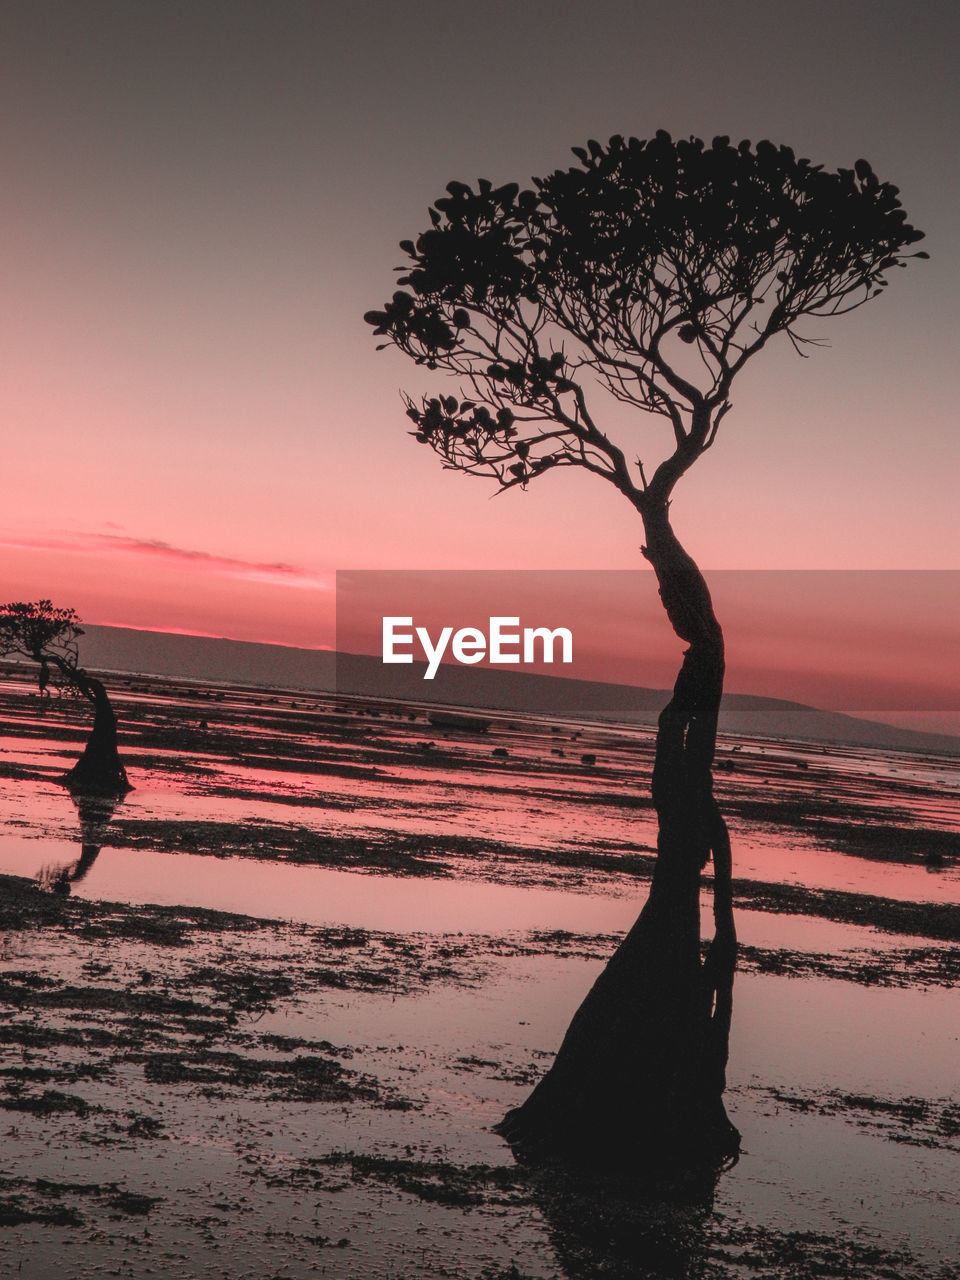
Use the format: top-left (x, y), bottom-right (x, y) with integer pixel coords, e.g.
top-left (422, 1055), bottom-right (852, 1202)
top-left (2, 716), bottom-right (959, 909)
top-left (249, 956), bottom-right (960, 1268)
top-left (2, 675), bottom-right (959, 1279)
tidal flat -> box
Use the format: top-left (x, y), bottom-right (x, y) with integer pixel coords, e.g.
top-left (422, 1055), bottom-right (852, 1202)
top-left (0, 672), bottom-right (958, 1279)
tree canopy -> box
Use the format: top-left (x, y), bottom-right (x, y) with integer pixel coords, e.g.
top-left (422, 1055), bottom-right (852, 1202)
top-left (0, 599), bottom-right (83, 675)
top-left (365, 131), bottom-right (925, 507)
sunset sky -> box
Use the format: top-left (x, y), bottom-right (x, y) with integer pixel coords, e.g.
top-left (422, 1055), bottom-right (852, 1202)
top-left (1, 1), bottom-right (957, 710)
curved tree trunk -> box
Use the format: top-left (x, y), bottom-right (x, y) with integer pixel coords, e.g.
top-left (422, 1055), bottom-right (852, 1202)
top-left (59, 668), bottom-right (132, 796)
top-left (496, 502), bottom-right (738, 1174)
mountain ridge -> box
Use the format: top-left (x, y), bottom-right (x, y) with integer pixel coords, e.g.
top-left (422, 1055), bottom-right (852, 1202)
top-left (64, 623), bottom-right (960, 756)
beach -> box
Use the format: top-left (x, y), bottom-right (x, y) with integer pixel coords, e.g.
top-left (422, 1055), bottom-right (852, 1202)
top-left (1, 672), bottom-right (958, 1279)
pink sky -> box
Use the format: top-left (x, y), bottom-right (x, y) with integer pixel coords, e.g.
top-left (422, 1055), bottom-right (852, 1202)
top-left (0, 3), bottom-right (957, 712)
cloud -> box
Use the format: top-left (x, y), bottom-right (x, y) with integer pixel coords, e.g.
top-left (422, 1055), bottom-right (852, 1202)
top-left (0, 531), bottom-right (332, 591)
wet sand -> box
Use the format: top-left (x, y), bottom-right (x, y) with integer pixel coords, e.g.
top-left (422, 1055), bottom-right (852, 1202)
top-left (1, 671), bottom-right (958, 1278)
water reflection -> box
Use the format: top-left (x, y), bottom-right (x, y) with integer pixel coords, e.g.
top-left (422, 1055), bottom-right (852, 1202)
top-left (530, 1159), bottom-right (728, 1280)
top-left (37, 792), bottom-right (123, 894)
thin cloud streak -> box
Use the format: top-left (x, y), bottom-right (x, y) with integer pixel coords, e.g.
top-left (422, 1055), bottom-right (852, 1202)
top-left (0, 531), bottom-right (333, 591)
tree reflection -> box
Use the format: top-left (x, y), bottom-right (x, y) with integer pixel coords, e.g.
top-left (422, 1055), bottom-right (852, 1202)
top-left (527, 1152), bottom-right (736, 1280)
top-left (37, 792), bottom-right (123, 894)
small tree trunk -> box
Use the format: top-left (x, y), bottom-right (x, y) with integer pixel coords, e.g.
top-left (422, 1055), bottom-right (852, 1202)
top-left (62, 671), bottom-right (132, 797)
top-left (496, 502), bottom-right (738, 1174)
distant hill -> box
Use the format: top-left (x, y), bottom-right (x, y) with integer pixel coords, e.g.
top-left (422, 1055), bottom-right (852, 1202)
top-left (72, 624), bottom-right (960, 757)
top-left (80, 625), bottom-right (336, 690)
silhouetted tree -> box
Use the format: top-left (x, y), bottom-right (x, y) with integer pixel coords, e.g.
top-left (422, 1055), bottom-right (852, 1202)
top-left (0, 600), bottom-right (131, 796)
top-left (365, 132), bottom-right (924, 1173)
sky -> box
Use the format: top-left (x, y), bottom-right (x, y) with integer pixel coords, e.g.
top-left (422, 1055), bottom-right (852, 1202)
top-left (1, 0), bottom-right (957, 711)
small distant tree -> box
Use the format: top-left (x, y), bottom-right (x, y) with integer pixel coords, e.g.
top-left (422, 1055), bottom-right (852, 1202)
top-left (0, 600), bottom-right (131, 795)
top-left (365, 132), bottom-right (924, 1173)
